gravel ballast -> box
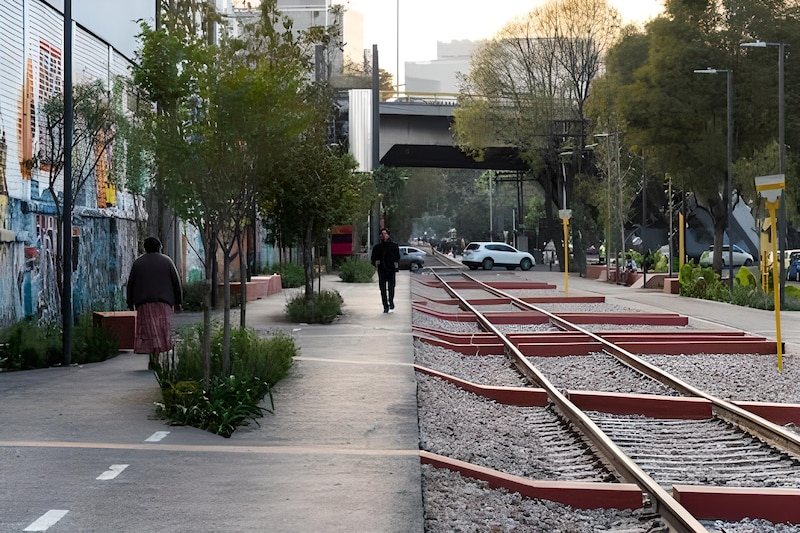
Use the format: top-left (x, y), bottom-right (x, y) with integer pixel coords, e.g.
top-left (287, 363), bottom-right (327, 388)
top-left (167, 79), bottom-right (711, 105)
top-left (415, 291), bottom-right (800, 531)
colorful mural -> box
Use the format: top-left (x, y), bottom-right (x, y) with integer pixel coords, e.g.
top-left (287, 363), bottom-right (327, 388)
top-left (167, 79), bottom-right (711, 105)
top-left (0, 0), bottom-right (143, 329)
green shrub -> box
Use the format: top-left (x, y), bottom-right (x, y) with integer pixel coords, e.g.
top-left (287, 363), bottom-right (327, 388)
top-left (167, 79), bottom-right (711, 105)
top-left (182, 280), bottom-right (209, 311)
top-left (155, 324), bottom-right (297, 437)
top-left (285, 289), bottom-right (343, 324)
top-left (266, 263), bottom-right (304, 288)
top-left (735, 266), bottom-right (758, 287)
top-left (338, 257), bottom-right (375, 283)
top-left (647, 249), bottom-right (669, 273)
top-left (0, 313), bottom-right (119, 370)
top-left (155, 375), bottom-right (269, 437)
top-left (72, 313), bottom-right (118, 364)
top-left (0, 318), bottom-right (61, 370)
top-left (678, 263), bottom-right (730, 302)
top-left (730, 283), bottom-right (771, 309)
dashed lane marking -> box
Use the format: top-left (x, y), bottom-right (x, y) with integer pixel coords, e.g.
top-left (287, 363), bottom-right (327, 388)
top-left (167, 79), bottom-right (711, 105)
top-left (23, 510), bottom-right (68, 531)
top-left (96, 464), bottom-right (129, 480)
top-left (144, 431), bottom-right (170, 442)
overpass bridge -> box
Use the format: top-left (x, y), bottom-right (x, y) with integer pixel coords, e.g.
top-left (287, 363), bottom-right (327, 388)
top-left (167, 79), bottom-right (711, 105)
top-left (348, 90), bottom-right (528, 171)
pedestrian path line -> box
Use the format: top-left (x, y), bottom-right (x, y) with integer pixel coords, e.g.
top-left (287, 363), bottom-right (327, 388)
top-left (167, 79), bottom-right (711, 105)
top-left (0, 440), bottom-right (420, 456)
top-left (295, 356), bottom-right (413, 366)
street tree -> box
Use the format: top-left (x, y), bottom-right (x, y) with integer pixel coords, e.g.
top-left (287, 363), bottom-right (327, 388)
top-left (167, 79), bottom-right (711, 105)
top-left (453, 0), bottom-right (621, 269)
top-left (266, 115), bottom-right (363, 300)
top-left (588, 0), bottom-right (800, 275)
top-left (132, 0), bottom-right (319, 381)
top-left (33, 79), bottom-right (121, 319)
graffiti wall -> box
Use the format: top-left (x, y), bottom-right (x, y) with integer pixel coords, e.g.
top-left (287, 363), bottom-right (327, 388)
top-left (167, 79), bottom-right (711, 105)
top-left (0, 0), bottom-right (143, 328)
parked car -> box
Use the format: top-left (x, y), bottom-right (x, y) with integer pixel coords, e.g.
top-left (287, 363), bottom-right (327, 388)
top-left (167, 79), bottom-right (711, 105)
top-left (787, 251), bottom-right (800, 282)
top-left (399, 246), bottom-right (425, 271)
top-left (461, 242), bottom-right (535, 271)
top-left (698, 244), bottom-right (754, 267)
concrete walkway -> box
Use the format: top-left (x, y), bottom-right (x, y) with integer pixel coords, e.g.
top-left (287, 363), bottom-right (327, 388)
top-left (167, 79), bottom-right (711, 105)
top-left (0, 273), bottom-right (423, 533)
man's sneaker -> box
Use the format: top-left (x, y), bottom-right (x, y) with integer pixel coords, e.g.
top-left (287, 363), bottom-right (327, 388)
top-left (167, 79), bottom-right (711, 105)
top-left (383, 307), bottom-right (389, 313)
top-left (389, 303), bottom-right (395, 310)
top-left (388, 308), bottom-right (394, 313)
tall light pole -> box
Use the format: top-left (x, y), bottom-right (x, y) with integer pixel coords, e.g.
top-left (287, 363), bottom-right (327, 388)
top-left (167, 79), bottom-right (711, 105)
top-left (396, 0), bottom-right (400, 98)
top-left (62, 0), bottom-right (74, 366)
top-left (741, 41), bottom-right (787, 306)
top-left (594, 132), bottom-right (615, 281)
top-left (694, 68), bottom-right (734, 293)
top-left (559, 152), bottom-right (573, 295)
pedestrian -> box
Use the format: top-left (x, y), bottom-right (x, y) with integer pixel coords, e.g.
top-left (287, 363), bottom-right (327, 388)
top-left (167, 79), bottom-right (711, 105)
top-left (370, 227), bottom-right (400, 313)
top-left (126, 236), bottom-right (183, 370)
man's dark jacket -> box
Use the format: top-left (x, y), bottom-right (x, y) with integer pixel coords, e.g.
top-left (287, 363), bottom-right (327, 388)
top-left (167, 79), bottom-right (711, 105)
top-left (371, 239), bottom-right (400, 273)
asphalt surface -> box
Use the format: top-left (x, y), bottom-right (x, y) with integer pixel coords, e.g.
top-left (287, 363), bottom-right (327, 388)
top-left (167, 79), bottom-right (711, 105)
top-left (1, 265), bottom-right (798, 532)
top-left (0, 274), bottom-right (421, 533)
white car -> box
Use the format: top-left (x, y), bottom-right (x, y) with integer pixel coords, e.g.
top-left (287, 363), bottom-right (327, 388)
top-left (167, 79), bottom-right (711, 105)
top-left (699, 244), bottom-right (754, 267)
top-left (461, 242), bottom-right (535, 271)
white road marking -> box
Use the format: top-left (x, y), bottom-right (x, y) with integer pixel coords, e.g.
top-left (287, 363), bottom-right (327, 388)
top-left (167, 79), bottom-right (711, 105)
top-left (144, 431), bottom-right (170, 442)
top-left (23, 510), bottom-right (69, 531)
top-left (96, 464), bottom-right (129, 480)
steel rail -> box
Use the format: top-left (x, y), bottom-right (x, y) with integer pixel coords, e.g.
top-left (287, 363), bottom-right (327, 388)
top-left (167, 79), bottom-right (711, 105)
top-left (459, 272), bottom-right (800, 459)
top-left (434, 272), bottom-right (707, 533)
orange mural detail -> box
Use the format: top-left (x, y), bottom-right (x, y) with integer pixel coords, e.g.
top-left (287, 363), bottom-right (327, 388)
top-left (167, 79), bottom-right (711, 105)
top-left (19, 59), bottom-right (34, 180)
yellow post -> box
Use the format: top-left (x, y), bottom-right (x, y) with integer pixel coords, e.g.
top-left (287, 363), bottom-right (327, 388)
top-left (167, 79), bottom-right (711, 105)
top-left (755, 174), bottom-right (785, 372)
top-left (767, 200), bottom-right (784, 371)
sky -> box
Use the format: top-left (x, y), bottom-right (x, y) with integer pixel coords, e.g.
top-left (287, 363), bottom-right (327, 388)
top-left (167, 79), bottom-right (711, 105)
top-left (43, 0), bottom-right (155, 58)
top-left (56, 0), bottom-right (665, 72)
top-left (334, 0), bottom-right (665, 84)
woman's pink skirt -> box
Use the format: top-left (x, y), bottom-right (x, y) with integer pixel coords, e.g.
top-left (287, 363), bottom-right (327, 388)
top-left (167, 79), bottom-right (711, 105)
top-left (133, 302), bottom-right (174, 354)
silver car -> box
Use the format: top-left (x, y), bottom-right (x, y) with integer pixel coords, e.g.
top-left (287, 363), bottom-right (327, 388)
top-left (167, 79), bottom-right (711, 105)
top-left (699, 244), bottom-right (754, 267)
top-left (399, 246), bottom-right (426, 271)
top-left (461, 242), bottom-right (535, 271)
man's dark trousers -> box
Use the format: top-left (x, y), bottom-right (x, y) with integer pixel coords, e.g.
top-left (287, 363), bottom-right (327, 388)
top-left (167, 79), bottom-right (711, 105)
top-left (378, 269), bottom-right (396, 311)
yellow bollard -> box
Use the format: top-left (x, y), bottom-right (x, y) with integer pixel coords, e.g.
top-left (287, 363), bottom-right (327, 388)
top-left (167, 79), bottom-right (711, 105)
top-left (767, 201), bottom-right (784, 371)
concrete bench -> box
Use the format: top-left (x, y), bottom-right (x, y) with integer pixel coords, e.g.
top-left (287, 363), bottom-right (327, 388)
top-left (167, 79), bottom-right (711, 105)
top-left (663, 277), bottom-right (681, 294)
top-left (93, 311), bottom-right (136, 350)
top-left (218, 274), bottom-right (282, 302)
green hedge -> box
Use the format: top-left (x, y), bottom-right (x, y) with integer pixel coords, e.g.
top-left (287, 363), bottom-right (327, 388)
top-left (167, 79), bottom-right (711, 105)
top-left (338, 257), bottom-right (375, 283)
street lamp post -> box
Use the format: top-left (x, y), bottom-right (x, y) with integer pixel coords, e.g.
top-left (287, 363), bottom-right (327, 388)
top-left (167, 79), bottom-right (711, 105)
top-left (694, 67), bottom-right (734, 292)
top-left (559, 151), bottom-right (573, 295)
top-left (594, 133), bottom-right (615, 282)
top-left (741, 41), bottom-right (787, 306)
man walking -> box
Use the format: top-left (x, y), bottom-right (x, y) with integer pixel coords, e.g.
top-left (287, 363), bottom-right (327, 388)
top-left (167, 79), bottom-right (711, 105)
top-left (371, 228), bottom-right (400, 313)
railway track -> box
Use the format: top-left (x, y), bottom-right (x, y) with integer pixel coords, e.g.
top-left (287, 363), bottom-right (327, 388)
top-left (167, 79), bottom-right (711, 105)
top-left (412, 269), bottom-right (800, 532)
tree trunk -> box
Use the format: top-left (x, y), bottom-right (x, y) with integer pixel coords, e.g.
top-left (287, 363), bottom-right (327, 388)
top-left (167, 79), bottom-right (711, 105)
top-left (237, 228), bottom-right (247, 328)
top-left (201, 224), bottom-right (216, 391)
top-left (222, 249), bottom-right (232, 376)
top-left (303, 218), bottom-right (315, 300)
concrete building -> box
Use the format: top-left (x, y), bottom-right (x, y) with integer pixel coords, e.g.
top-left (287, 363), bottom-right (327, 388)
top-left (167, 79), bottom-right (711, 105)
top-left (405, 40), bottom-right (480, 95)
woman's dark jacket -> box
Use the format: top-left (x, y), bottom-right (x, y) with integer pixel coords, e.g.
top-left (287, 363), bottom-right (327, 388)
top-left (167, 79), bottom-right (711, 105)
top-left (126, 252), bottom-right (183, 309)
